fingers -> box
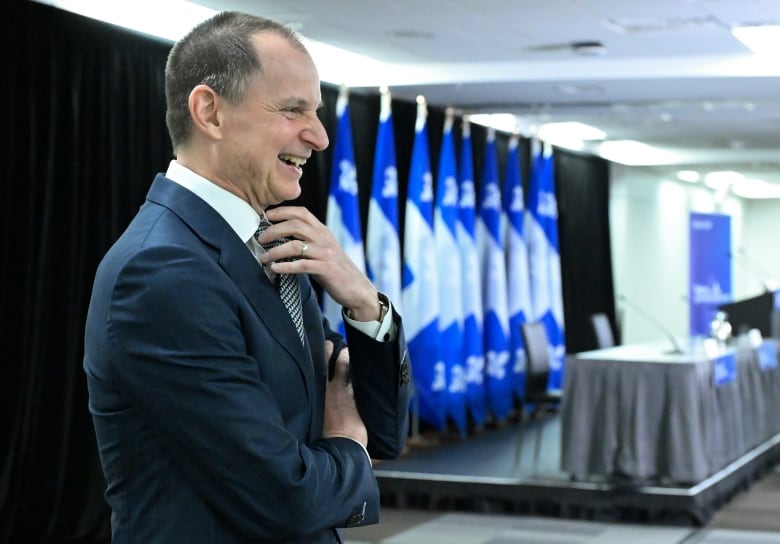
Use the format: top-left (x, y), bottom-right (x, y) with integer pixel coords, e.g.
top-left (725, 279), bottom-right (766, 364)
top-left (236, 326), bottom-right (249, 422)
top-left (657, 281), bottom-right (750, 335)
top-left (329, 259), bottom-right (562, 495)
top-left (329, 347), bottom-right (350, 384)
top-left (323, 371), bottom-right (367, 446)
top-left (258, 207), bottom-right (375, 312)
top-left (324, 339), bottom-right (334, 362)
top-left (256, 206), bottom-right (327, 268)
top-left (261, 206), bottom-right (320, 242)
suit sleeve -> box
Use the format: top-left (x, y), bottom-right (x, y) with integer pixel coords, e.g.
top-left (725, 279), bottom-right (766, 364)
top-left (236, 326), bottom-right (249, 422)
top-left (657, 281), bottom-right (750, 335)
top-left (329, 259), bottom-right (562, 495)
top-left (105, 244), bottom-right (378, 540)
top-left (344, 307), bottom-right (412, 459)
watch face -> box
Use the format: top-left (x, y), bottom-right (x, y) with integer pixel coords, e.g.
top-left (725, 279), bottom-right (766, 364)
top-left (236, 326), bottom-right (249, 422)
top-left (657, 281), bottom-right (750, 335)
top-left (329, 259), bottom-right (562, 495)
top-left (378, 293), bottom-right (390, 320)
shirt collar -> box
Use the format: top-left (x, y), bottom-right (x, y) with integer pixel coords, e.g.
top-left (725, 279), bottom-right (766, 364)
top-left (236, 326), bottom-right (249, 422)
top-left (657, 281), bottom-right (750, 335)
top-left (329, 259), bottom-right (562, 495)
top-left (165, 160), bottom-right (260, 244)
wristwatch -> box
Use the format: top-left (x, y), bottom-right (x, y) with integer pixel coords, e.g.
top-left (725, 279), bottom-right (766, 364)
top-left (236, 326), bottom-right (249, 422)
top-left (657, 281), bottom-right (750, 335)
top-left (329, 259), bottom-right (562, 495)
top-left (345, 292), bottom-right (389, 322)
top-left (376, 292), bottom-right (390, 322)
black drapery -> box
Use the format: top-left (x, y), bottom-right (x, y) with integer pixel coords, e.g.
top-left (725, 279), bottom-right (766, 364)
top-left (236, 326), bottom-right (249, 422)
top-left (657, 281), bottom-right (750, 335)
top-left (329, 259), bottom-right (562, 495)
top-left (555, 150), bottom-right (616, 350)
top-left (2, 2), bottom-right (613, 542)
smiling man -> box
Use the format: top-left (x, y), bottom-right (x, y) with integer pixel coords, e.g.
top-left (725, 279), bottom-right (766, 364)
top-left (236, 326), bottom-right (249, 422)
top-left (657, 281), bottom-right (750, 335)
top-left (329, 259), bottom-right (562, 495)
top-left (83, 11), bottom-right (411, 544)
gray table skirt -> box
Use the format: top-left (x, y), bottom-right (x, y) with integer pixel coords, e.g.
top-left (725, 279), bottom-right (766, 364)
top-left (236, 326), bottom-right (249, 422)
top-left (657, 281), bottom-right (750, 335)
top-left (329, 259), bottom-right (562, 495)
top-left (561, 340), bottom-right (780, 484)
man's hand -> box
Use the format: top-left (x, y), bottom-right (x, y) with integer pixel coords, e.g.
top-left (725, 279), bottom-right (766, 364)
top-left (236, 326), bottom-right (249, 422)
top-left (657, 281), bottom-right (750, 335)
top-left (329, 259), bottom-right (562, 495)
top-left (257, 207), bottom-right (382, 322)
top-left (322, 340), bottom-right (367, 447)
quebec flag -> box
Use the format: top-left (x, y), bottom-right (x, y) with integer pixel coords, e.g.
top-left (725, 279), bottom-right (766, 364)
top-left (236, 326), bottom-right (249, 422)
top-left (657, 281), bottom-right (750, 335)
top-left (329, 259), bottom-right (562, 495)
top-left (323, 87), bottom-right (365, 335)
top-left (456, 119), bottom-right (487, 427)
top-left (403, 99), bottom-right (445, 430)
top-left (434, 111), bottom-right (466, 434)
top-left (366, 89), bottom-right (402, 312)
top-left (503, 134), bottom-right (532, 399)
top-left (525, 140), bottom-right (566, 389)
top-left (476, 128), bottom-right (512, 421)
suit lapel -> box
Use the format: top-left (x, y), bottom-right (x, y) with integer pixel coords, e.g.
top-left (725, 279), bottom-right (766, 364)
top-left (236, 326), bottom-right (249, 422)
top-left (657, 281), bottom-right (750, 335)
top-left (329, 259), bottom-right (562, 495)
top-left (146, 175), bottom-right (315, 395)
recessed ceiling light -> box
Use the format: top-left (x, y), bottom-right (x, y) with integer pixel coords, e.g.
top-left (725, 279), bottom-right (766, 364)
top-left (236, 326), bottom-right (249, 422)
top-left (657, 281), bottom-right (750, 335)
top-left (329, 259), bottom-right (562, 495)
top-left (468, 113), bottom-right (519, 134)
top-left (538, 122), bottom-right (606, 141)
top-left (704, 170), bottom-right (743, 190)
top-left (732, 25), bottom-right (780, 56)
top-left (570, 40), bottom-right (607, 56)
top-left (732, 177), bottom-right (780, 199)
top-left (597, 140), bottom-right (681, 166)
top-left (677, 170), bottom-right (700, 183)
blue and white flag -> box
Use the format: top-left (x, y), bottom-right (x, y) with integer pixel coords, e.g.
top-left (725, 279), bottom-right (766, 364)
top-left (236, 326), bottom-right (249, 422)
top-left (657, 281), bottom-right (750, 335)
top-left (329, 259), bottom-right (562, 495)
top-left (525, 141), bottom-right (566, 389)
top-left (434, 110), bottom-right (466, 434)
top-left (456, 119), bottom-right (487, 427)
top-left (323, 87), bottom-right (365, 335)
top-left (403, 99), bottom-right (445, 430)
top-left (366, 89), bottom-right (402, 311)
top-left (503, 134), bottom-right (532, 399)
top-left (477, 127), bottom-right (512, 421)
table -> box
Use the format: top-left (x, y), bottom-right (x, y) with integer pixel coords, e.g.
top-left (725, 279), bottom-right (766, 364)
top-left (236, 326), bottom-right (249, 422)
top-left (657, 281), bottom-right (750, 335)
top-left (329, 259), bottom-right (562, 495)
top-left (560, 338), bottom-right (780, 484)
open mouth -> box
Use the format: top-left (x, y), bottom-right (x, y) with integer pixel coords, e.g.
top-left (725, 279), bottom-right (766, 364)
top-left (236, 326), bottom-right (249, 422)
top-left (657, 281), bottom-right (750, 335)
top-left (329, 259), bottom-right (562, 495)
top-left (278, 154), bottom-right (307, 169)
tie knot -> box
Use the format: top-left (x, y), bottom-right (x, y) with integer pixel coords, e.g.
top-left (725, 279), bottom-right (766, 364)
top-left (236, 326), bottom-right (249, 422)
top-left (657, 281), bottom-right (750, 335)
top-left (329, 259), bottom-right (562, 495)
top-left (254, 215), bottom-right (281, 252)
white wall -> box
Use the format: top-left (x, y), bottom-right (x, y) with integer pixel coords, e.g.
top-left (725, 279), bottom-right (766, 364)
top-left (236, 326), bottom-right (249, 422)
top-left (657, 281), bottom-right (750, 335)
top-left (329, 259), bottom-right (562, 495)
top-left (607, 164), bottom-right (773, 344)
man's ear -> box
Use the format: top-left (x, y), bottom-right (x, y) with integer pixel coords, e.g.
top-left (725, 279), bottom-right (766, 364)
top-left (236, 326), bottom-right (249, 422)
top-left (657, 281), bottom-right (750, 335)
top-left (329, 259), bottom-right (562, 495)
top-left (188, 84), bottom-right (223, 141)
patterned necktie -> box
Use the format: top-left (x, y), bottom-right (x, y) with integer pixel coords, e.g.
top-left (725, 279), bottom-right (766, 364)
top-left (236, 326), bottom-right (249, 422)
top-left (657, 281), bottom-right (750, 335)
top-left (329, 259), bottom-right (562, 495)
top-left (255, 217), bottom-right (305, 345)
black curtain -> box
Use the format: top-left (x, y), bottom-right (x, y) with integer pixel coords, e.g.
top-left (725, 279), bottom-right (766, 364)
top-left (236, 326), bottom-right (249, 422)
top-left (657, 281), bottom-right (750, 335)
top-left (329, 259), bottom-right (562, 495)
top-left (2, 2), bottom-right (613, 542)
top-left (1, 3), bottom-right (172, 542)
top-left (555, 149), bottom-right (616, 352)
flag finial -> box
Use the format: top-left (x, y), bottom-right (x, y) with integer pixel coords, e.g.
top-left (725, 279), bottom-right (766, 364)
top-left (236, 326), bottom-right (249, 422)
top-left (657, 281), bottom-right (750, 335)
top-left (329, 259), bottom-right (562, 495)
top-left (415, 96), bottom-right (428, 132)
top-left (379, 87), bottom-right (392, 122)
top-left (444, 107), bottom-right (455, 132)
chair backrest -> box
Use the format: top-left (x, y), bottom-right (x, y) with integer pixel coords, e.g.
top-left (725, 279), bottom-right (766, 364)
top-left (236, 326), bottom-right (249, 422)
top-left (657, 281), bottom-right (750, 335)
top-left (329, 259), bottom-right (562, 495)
top-left (520, 321), bottom-right (551, 398)
top-left (590, 312), bottom-right (615, 349)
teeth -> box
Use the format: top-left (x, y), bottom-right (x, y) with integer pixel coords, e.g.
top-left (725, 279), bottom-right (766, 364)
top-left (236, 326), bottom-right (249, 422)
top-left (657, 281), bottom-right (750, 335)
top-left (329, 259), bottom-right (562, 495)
top-left (279, 154), bottom-right (307, 167)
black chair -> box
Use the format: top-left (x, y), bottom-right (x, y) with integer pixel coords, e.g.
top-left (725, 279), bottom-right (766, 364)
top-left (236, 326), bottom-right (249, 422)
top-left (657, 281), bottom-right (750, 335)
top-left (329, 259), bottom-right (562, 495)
top-left (590, 312), bottom-right (615, 349)
top-left (516, 321), bottom-right (563, 470)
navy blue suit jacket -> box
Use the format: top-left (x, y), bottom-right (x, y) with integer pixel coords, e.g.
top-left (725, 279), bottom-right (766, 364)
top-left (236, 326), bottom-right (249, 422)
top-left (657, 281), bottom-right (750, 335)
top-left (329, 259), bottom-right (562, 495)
top-left (83, 175), bottom-right (411, 543)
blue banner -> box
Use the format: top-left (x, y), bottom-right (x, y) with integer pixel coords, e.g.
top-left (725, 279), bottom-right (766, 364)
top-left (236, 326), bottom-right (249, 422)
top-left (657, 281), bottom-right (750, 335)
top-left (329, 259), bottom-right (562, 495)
top-left (525, 142), bottom-right (566, 390)
top-left (503, 135), bottom-right (531, 400)
top-left (758, 341), bottom-right (778, 371)
top-left (477, 128), bottom-right (512, 421)
top-left (366, 91), bottom-right (402, 311)
top-left (434, 113), bottom-right (466, 434)
top-left (712, 352), bottom-right (737, 387)
top-left (689, 213), bottom-right (732, 337)
top-left (402, 101), bottom-right (445, 430)
top-left (323, 88), bottom-right (365, 335)
top-left (456, 120), bottom-right (487, 426)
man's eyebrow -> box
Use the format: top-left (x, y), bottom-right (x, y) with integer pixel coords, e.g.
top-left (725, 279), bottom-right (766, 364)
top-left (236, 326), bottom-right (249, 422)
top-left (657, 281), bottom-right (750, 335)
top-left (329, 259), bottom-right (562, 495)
top-left (283, 96), bottom-right (320, 110)
top-left (283, 96), bottom-right (306, 106)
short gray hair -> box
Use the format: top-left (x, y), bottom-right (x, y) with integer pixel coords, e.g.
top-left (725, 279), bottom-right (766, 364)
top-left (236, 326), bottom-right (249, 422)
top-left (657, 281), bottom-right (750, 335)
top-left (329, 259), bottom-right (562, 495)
top-left (164, 11), bottom-right (306, 150)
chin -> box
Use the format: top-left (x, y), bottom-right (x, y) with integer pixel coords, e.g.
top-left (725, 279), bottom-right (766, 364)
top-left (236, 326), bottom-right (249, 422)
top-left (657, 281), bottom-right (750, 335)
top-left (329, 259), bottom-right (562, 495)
top-left (280, 183), bottom-right (302, 203)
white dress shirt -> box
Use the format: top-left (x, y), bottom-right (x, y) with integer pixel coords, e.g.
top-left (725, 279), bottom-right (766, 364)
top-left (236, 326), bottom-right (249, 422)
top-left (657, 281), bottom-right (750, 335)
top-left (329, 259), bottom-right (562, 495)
top-left (165, 160), bottom-right (395, 340)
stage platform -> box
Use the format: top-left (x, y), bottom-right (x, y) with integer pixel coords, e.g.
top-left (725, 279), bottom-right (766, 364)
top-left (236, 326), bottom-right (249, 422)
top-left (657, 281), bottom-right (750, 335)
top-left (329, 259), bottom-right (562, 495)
top-left (373, 415), bottom-right (780, 526)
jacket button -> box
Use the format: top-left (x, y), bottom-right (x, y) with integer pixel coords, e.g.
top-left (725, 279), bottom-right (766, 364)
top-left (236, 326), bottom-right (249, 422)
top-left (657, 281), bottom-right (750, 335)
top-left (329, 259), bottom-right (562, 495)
top-left (346, 512), bottom-right (364, 527)
top-left (400, 361), bottom-right (410, 385)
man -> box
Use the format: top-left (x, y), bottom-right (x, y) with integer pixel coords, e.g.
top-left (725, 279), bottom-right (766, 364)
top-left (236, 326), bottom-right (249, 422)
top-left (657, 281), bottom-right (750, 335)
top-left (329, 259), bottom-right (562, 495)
top-left (83, 11), bottom-right (411, 543)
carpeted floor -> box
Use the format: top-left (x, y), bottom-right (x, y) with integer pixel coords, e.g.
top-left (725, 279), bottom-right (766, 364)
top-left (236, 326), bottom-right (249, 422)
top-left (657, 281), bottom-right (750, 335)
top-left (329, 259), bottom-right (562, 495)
top-left (708, 465), bottom-right (780, 532)
top-left (343, 465), bottom-right (780, 543)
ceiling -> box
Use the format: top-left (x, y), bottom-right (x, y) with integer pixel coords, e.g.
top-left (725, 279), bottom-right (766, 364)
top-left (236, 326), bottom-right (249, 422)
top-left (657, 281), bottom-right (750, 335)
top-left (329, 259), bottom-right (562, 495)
top-left (42, 0), bottom-right (780, 190)
top-left (187, 0), bottom-right (780, 190)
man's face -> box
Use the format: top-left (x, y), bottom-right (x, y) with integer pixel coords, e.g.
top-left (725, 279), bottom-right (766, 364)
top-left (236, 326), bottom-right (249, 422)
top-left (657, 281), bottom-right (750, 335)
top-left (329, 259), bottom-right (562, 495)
top-left (217, 33), bottom-right (329, 210)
